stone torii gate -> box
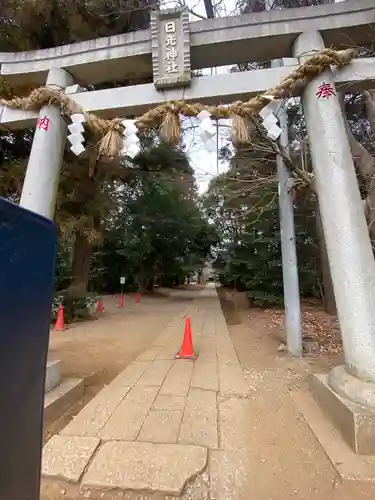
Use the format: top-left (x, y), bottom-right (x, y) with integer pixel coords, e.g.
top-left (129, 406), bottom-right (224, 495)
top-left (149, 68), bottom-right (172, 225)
top-left (1, 0), bottom-right (375, 455)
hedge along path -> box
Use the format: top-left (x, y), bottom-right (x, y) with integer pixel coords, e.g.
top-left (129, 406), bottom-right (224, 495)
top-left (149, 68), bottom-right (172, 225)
top-left (0, 48), bottom-right (356, 158)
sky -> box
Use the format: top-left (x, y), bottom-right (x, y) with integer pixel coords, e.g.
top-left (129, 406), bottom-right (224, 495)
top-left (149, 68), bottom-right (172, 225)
top-left (183, 118), bottom-right (232, 193)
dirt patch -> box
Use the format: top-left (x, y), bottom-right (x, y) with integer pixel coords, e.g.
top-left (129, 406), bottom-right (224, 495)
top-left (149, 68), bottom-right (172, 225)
top-left (216, 286), bottom-right (245, 325)
top-left (226, 308), bottom-right (375, 499)
top-left (217, 286), bottom-right (343, 362)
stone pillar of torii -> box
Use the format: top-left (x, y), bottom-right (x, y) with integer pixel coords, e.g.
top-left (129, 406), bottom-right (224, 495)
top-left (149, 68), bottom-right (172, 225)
top-left (19, 68), bottom-right (74, 219)
top-left (295, 31), bottom-right (375, 405)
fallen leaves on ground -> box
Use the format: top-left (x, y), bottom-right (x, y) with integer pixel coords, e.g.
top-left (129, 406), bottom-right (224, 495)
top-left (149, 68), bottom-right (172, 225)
top-left (247, 300), bottom-right (343, 357)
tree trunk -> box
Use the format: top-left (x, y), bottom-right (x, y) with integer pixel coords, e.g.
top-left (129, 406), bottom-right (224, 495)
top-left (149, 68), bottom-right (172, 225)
top-left (338, 92), bottom-right (375, 179)
top-left (69, 232), bottom-right (92, 293)
top-left (316, 203), bottom-right (336, 315)
top-left (363, 91), bottom-right (375, 247)
top-left (339, 91), bottom-right (375, 246)
top-left (146, 276), bottom-right (154, 292)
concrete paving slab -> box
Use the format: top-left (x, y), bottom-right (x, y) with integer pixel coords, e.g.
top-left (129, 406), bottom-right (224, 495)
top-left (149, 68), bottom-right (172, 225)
top-left (137, 360), bottom-right (172, 387)
top-left (153, 394), bottom-right (186, 411)
top-left (216, 336), bottom-right (239, 364)
top-left (201, 314), bottom-right (216, 337)
top-left (217, 347), bottom-right (239, 365)
top-left (152, 329), bottom-right (175, 347)
top-left (136, 346), bottom-right (162, 361)
top-left (215, 329), bottom-right (231, 339)
top-left (190, 316), bottom-right (204, 336)
top-left (160, 360), bottom-right (194, 396)
top-left (199, 330), bottom-right (216, 338)
top-left (99, 385), bottom-right (159, 441)
top-left (191, 361), bottom-right (219, 392)
top-left (138, 410), bottom-right (183, 443)
top-left (218, 362), bottom-right (249, 397)
top-left (110, 360), bottom-right (150, 388)
top-left (82, 441), bottom-right (208, 495)
top-left (166, 316), bottom-right (186, 328)
top-left (156, 338), bottom-right (182, 360)
top-left (215, 330), bottom-right (233, 343)
top-left (195, 337), bottom-right (217, 362)
top-left (42, 435), bottom-right (100, 483)
top-left (60, 385), bottom-right (130, 437)
top-left (201, 332), bottom-right (216, 338)
top-left (179, 388), bottom-right (218, 448)
top-left (215, 329), bottom-right (234, 342)
top-left (215, 318), bottom-right (229, 330)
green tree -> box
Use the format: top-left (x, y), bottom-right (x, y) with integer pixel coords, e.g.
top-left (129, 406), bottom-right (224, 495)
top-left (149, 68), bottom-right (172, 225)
top-left (90, 149), bottom-right (217, 292)
top-left (204, 133), bottom-right (319, 306)
top-left (0, 0), bottom-right (159, 294)
top-left (0, 0), bottom-right (156, 51)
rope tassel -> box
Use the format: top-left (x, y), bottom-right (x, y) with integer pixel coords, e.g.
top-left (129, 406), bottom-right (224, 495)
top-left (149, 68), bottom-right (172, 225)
top-left (160, 107), bottom-right (181, 144)
top-left (231, 113), bottom-right (249, 146)
top-left (97, 127), bottom-right (122, 158)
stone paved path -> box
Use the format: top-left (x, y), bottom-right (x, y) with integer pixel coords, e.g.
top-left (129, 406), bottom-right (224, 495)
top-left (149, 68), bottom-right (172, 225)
top-left (42, 284), bottom-right (249, 497)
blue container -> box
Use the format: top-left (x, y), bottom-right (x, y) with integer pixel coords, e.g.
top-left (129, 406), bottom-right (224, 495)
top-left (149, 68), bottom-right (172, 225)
top-left (0, 198), bottom-right (57, 500)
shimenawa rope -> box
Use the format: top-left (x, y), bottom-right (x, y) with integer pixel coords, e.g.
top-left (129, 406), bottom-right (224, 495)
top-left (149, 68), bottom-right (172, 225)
top-left (0, 48), bottom-right (356, 157)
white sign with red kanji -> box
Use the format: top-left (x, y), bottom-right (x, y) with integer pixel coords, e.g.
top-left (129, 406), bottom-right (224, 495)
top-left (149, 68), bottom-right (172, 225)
top-left (316, 82), bottom-right (336, 100)
top-left (36, 116), bottom-right (50, 131)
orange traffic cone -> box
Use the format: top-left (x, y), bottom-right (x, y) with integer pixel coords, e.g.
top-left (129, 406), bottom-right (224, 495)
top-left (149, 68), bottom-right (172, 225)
top-left (97, 298), bottom-right (104, 313)
top-left (55, 304), bottom-right (65, 331)
top-left (176, 316), bottom-right (197, 359)
top-left (118, 294), bottom-right (124, 308)
top-left (135, 292), bottom-right (140, 304)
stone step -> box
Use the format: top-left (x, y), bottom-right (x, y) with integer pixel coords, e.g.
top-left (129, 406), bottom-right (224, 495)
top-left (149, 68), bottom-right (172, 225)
top-left (44, 378), bottom-right (84, 424)
top-left (45, 359), bottom-right (61, 393)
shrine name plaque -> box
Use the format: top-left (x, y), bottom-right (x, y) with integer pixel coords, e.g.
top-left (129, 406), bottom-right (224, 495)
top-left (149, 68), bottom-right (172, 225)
top-left (150, 8), bottom-right (191, 90)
